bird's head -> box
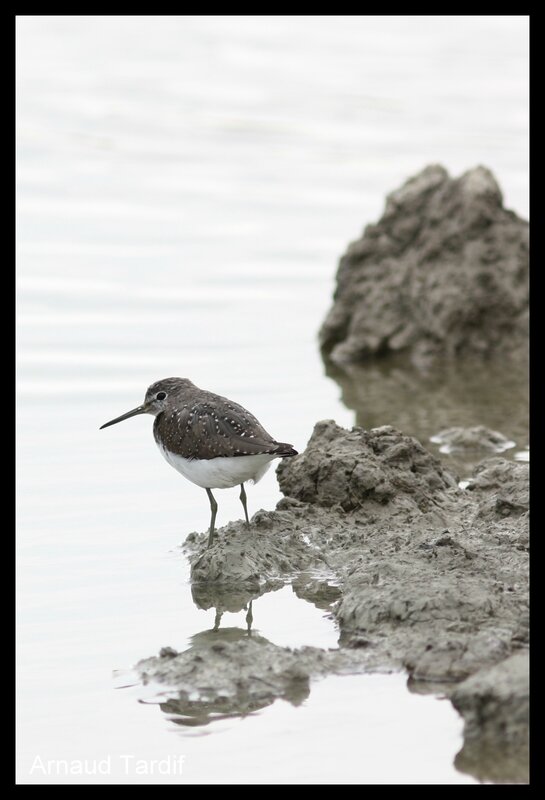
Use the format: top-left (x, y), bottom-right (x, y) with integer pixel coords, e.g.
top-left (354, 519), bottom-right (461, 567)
top-left (100, 377), bottom-right (195, 429)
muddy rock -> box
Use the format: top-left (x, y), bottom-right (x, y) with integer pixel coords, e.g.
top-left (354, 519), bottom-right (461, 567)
top-left (276, 420), bottom-right (458, 513)
top-left (467, 457), bottom-right (529, 521)
top-left (169, 417), bottom-right (528, 777)
top-left (136, 637), bottom-right (363, 724)
top-left (450, 651), bottom-right (529, 783)
top-left (430, 426), bottom-right (515, 454)
top-left (277, 422), bottom-right (527, 683)
top-left (319, 165), bottom-right (529, 368)
top-left (335, 533), bottom-right (526, 682)
top-left (402, 631), bottom-right (513, 684)
top-left (186, 513), bottom-right (326, 586)
top-left (184, 420), bottom-right (527, 685)
top-left (137, 638), bottom-right (313, 717)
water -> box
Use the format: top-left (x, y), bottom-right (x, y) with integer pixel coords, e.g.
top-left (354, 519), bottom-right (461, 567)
top-left (327, 357), bottom-right (528, 477)
top-left (17, 15), bottom-right (528, 784)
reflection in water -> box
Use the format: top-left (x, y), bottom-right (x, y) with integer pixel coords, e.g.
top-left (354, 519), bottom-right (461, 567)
top-left (454, 733), bottom-right (529, 785)
top-left (325, 357), bottom-right (528, 477)
top-left (138, 580), bottom-right (341, 728)
top-left (408, 667), bottom-right (529, 782)
top-left (137, 579), bottom-right (527, 782)
top-left (191, 581), bottom-right (277, 635)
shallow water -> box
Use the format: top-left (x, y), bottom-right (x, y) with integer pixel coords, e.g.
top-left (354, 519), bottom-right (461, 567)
top-left (326, 357), bottom-right (528, 478)
top-left (17, 15), bottom-right (528, 784)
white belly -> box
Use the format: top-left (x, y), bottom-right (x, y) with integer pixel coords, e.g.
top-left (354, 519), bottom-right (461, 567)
top-left (157, 444), bottom-right (275, 489)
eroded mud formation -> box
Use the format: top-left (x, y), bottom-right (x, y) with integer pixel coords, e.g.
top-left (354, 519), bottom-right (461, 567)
top-left (138, 421), bottom-right (528, 781)
top-left (319, 165), bottom-right (529, 369)
top-left (135, 164), bottom-right (529, 782)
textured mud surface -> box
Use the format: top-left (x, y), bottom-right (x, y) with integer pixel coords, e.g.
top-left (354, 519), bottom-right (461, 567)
top-left (135, 166), bottom-right (529, 781)
top-left (319, 165), bottom-right (529, 369)
top-left (139, 420), bottom-right (528, 780)
top-left (137, 636), bottom-right (366, 726)
top-left (430, 425), bottom-right (516, 455)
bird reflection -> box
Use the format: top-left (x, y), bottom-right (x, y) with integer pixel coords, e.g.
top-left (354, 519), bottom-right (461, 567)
top-left (191, 581), bottom-right (271, 635)
top-left (136, 582), bottom-right (311, 728)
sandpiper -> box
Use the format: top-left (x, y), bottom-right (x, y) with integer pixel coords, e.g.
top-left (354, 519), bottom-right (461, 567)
top-left (100, 377), bottom-right (297, 547)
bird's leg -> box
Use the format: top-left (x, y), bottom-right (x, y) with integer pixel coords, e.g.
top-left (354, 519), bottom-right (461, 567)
top-left (206, 488), bottom-right (218, 548)
top-left (213, 608), bottom-right (222, 631)
top-left (245, 600), bottom-right (253, 635)
top-left (239, 483), bottom-right (250, 527)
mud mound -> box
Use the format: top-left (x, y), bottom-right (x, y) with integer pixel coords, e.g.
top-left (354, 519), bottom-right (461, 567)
top-left (186, 513), bottom-right (325, 586)
top-left (150, 417), bottom-right (527, 777)
top-left (467, 457), bottom-right (529, 520)
top-left (183, 422), bottom-right (527, 685)
top-left (430, 426), bottom-right (515, 454)
top-left (319, 165), bottom-right (528, 368)
top-left (277, 420), bottom-right (458, 512)
top-left (137, 639), bottom-right (361, 722)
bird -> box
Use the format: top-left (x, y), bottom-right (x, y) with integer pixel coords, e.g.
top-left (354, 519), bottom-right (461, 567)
top-left (100, 377), bottom-right (298, 547)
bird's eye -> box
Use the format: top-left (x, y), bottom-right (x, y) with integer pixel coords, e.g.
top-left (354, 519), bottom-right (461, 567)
top-left (156, 392), bottom-right (167, 401)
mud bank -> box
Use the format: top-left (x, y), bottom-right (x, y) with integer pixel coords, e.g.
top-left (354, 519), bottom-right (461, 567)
top-left (139, 421), bottom-right (528, 780)
top-left (137, 636), bottom-right (365, 726)
top-left (451, 651), bottom-right (529, 783)
top-left (319, 165), bottom-right (529, 369)
top-left (430, 425), bottom-right (516, 456)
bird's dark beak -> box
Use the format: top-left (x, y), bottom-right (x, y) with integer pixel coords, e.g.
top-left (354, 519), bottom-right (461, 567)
top-left (99, 404), bottom-right (148, 430)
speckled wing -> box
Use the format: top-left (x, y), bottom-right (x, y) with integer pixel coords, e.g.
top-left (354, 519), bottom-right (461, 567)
top-left (154, 394), bottom-right (296, 460)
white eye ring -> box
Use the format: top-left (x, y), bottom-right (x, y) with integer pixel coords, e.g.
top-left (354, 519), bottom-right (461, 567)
top-left (156, 391), bottom-right (167, 401)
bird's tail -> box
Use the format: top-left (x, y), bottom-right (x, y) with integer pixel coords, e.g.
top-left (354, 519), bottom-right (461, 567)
top-left (274, 443), bottom-right (298, 457)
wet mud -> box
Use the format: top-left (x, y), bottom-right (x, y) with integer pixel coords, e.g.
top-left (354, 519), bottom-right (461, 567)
top-left (138, 633), bottom-right (366, 728)
top-left (138, 421), bottom-right (528, 782)
top-left (135, 163), bottom-right (528, 782)
top-left (319, 164), bottom-right (528, 369)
